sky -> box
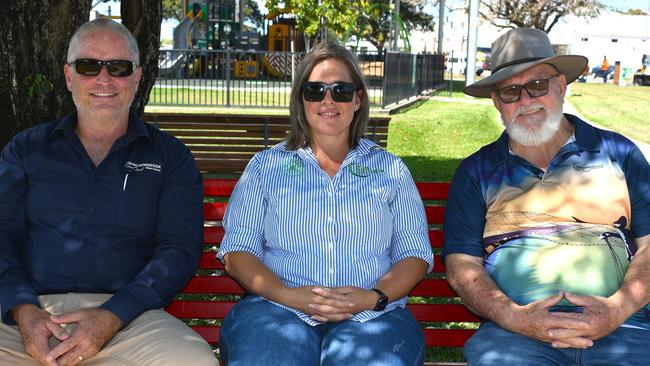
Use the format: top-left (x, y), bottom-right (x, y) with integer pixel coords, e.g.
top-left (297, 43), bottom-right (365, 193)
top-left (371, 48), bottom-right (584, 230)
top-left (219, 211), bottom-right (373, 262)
top-left (92, 0), bottom-right (650, 42)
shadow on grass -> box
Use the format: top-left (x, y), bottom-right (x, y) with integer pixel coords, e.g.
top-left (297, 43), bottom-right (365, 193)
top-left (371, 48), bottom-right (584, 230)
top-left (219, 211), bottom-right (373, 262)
top-left (400, 156), bottom-right (463, 182)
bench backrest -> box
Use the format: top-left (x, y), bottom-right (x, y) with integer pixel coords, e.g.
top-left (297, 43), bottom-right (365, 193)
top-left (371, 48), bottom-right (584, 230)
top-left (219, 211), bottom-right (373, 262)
top-left (143, 113), bottom-right (391, 174)
top-left (165, 178), bottom-right (480, 351)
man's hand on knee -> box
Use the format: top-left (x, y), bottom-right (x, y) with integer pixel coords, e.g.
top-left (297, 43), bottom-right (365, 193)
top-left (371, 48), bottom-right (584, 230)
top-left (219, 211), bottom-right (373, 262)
top-left (509, 292), bottom-right (593, 348)
top-left (46, 308), bottom-right (122, 366)
top-left (12, 304), bottom-right (70, 366)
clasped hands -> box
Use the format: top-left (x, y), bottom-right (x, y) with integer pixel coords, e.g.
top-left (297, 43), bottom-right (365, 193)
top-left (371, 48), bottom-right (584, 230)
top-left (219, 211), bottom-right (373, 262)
top-left (13, 304), bottom-right (122, 366)
top-left (288, 286), bottom-right (378, 323)
top-left (513, 291), bottom-right (625, 349)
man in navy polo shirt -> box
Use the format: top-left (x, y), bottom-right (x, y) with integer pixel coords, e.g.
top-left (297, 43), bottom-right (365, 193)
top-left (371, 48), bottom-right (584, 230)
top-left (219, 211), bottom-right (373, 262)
top-left (443, 28), bottom-right (650, 365)
top-left (0, 18), bottom-right (216, 366)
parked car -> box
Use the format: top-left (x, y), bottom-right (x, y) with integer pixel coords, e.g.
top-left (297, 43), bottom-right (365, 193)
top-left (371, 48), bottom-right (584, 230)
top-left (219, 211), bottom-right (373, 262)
top-left (633, 73), bottom-right (650, 86)
top-left (591, 65), bottom-right (615, 79)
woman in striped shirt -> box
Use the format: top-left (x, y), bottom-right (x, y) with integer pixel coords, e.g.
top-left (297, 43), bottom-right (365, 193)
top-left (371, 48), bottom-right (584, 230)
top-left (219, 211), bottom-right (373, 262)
top-left (217, 40), bottom-right (433, 365)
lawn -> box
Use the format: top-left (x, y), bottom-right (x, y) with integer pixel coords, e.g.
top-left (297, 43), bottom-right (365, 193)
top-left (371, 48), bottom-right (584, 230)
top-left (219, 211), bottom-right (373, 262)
top-left (567, 82), bottom-right (650, 144)
top-left (387, 98), bottom-right (501, 181)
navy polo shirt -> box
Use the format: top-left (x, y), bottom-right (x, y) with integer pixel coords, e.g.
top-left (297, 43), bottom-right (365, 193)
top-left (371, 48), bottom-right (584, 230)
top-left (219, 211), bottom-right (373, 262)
top-left (0, 111), bottom-right (203, 325)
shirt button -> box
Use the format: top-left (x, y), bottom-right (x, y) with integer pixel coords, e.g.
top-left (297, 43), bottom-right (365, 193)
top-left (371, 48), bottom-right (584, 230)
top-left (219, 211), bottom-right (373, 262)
top-left (328, 242), bottom-right (334, 249)
top-left (329, 268), bottom-right (334, 274)
top-left (327, 217), bottom-right (333, 223)
top-left (88, 207), bottom-right (95, 214)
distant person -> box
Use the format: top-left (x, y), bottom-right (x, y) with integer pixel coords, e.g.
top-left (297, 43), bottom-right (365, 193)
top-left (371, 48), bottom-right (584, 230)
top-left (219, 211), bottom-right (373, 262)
top-left (600, 56), bottom-right (610, 83)
top-left (444, 28), bottom-right (650, 365)
top-left (217, 40), bottom-right (433, 365)
top-left (0, 18), bottom-right (216, 366)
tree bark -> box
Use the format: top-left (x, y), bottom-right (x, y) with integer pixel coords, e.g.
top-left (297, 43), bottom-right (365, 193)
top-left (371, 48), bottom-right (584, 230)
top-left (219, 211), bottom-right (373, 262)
top-left (122, 0), bottom-right (162, 117)
top-left (0, 0), bottom-right (91, 148)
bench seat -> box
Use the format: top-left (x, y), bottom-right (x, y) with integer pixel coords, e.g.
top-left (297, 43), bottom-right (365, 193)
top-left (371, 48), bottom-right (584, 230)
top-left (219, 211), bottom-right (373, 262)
top-left (166, 178), bottom-right (479, 365)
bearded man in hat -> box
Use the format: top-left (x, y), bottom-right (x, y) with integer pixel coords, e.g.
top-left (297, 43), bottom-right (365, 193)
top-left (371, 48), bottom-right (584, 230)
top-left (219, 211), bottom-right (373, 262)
top-left (443, 28), bottom-right (650, 365)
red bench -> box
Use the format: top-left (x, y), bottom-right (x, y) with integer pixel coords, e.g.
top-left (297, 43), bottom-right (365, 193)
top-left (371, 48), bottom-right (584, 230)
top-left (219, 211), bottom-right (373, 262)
top-left (166, 178), bottom-right (480, 365)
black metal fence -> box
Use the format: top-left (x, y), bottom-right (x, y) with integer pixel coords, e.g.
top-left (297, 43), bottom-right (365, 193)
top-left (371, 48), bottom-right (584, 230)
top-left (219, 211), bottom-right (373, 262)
top-left (151, 49), bottom-right (444, 109)
top-left (382, 52), bottom-right (446, 108)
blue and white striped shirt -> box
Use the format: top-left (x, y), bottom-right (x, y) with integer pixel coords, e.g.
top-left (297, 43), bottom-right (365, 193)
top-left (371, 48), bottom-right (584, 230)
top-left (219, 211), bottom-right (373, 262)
top-left (217, 138), bottom-right (433, 325)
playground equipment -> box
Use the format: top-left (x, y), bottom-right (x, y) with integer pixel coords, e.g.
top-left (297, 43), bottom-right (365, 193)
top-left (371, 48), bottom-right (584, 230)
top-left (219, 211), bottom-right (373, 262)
top-left (161, 1), bottom-right (405, 79)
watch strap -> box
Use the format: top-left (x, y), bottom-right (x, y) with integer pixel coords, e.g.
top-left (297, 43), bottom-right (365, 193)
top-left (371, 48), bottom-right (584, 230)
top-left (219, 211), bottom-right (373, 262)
top-left (371, 288), bottom-right (388, 311)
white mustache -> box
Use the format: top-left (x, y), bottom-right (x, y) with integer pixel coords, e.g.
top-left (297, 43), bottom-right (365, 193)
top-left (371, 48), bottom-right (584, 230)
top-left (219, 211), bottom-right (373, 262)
top-left (515, 103), bottom-right (545, 117)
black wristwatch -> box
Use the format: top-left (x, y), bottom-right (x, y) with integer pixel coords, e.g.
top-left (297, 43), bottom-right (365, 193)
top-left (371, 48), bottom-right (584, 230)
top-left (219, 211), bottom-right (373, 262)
top-left (371, 288), bottom-right (389, 311)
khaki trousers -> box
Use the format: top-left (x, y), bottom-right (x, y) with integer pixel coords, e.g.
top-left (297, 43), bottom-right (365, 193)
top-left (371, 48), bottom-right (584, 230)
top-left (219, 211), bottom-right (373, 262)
top-left (0, 293), bottom-right (217, 366)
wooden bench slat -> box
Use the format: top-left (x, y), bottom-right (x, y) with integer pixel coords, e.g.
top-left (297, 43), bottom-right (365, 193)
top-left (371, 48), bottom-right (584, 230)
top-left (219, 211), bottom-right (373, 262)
top-left (192, 152), bottom-right (258, 160)
top-left (167, 300), bottom-right (235, 318)
top-left (424, 329), bottom-right (475, 348)
top-left (183, 276), bottom-right (245, 294)
top-left (196, 160), bottom-right (249, 173)
top-left (203, 179), bottom-right (237, 196)
top-left (409, 304), bottom-right (481, 322)
top-left (416, 182), bottom-right (451, 201)
top-left (204, 202), bottom-right (227, 221)
top-left (178, 137), bottom-right (286, 145)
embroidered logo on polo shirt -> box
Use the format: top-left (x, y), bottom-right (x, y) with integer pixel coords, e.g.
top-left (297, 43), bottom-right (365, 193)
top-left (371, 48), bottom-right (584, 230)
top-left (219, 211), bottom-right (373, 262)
top-left (348, 163), bottom-right (384, 177)
top-left (125, 161), bottom-right (162, 173)
top-left (282, 156), bottom-right (305, 176)
top-left (573, 163), bottom-right (603, 172)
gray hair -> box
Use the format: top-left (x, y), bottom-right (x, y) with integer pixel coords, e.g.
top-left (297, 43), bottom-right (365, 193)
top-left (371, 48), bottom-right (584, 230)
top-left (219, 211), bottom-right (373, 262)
top-left (286, 40), bottom-right (370, 150)
top-left (67, 17), bottom-right (140, 64)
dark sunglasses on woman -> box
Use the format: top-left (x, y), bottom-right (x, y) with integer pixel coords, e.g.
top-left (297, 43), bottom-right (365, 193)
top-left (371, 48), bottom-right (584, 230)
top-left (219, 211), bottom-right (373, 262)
top-left (69, 58), bottom-right (137, 77)
top-left (302, 81), bottom-right (358, 103)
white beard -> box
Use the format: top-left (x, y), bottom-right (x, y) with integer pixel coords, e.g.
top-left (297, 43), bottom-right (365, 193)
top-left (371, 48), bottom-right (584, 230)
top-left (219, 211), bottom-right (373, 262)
top-left (502, 103), bottom-right (563, 147)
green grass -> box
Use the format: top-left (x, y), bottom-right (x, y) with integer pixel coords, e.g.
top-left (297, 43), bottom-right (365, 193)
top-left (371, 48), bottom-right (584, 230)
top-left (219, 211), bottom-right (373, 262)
top-left (387, 98), bottom-right (502, 181)
top-left (568, 83), bottom-right (650, 144)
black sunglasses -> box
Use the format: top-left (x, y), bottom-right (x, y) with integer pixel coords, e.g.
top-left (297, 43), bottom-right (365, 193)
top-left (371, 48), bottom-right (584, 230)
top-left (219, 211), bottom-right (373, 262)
top-left (302, 82), bottom-right (358, 103)
top-left (69, 58), bottom-right (137, 77)
top-left (495, 73), bottom-right (560, 103)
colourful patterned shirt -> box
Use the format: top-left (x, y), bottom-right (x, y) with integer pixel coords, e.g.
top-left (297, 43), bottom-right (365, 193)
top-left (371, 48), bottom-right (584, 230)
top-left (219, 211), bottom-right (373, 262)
top-left (443, 115), bottom-right (650, 329)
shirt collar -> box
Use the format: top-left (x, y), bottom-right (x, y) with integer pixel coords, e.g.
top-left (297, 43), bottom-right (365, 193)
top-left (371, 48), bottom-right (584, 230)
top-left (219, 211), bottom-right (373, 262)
top-left (489, 113), bottom-right (599, 165)
top-left (277, 138), bottom-right (380, 160)
top-left (52, 110), bottom-right (151, 144)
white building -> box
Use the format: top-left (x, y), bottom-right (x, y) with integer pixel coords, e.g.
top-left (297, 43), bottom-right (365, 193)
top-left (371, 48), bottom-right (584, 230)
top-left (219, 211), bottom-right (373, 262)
top-left (414, 3), bottom-right (650, 76)
top-left (549, 12), bottom-right (650, 73)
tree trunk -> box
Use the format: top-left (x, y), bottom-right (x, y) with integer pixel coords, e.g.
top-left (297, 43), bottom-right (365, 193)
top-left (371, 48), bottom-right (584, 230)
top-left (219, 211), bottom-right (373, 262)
top-left (0, 1), bottom-right (91, 149)
top-left (122, 0), bottom-right (161, 117)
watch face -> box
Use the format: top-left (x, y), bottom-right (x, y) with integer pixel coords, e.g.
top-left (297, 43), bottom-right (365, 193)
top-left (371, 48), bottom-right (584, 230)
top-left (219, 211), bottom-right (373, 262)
top-left (376, 296), bottom-right (388, 311)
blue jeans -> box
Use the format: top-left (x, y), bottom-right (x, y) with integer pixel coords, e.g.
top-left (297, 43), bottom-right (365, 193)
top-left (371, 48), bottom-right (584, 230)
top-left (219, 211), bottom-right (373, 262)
top-left (464, 321), bottom-right (650, 365)
top-left (220, 295), bottom-right (424, 366)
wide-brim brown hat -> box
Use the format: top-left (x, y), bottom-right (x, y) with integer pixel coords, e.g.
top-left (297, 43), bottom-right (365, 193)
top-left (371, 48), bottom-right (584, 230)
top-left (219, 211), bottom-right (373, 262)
top-left (464, 28), bottom-right (588, 98)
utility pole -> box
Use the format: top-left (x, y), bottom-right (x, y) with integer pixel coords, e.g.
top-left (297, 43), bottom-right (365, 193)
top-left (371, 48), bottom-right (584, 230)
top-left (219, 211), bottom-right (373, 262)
top-left (239, 0), bottom-right (245, 31)
top-left (392, 0), bottom-right (401, 51)
top-left (437, 0), bottom-right (445, 54)
top-left (465, 0), bottom-right (479, 86)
